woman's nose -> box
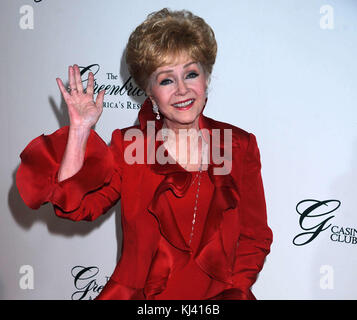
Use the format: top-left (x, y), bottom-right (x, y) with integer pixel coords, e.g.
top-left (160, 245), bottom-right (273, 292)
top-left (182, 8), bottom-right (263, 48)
top-left (175, 79), bottom-right (189, 95)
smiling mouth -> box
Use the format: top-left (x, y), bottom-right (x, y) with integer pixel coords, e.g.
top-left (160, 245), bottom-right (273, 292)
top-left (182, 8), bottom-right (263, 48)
top-left (172, 99), bottom-right (195, 109)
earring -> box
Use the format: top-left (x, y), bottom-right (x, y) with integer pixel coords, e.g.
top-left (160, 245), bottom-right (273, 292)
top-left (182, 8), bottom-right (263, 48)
top-left (152, 103), bottom-right (161, 120)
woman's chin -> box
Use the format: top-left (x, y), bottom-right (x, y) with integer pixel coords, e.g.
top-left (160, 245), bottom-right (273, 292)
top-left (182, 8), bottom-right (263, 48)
top-left (166, 115), bottom-right (200, 128)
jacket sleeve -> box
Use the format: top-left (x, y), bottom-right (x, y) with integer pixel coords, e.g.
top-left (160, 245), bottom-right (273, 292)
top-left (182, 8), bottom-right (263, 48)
top-left (232, 133), bottom-right (273, 298)
top-left (16, 126), bottom-right (124, 221)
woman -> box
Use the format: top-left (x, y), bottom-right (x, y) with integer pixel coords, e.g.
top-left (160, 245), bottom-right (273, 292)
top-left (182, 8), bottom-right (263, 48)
top-left (16, 8), bottom-right (273, 300)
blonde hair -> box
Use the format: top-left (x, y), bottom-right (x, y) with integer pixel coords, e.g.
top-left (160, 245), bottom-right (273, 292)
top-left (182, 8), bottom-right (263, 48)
top-left (125, 8), bottom-right (217, 91)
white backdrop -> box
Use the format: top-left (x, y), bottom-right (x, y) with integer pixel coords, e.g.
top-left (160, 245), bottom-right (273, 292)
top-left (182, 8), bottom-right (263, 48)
top-left (1, 0), bottom-right (356, 300)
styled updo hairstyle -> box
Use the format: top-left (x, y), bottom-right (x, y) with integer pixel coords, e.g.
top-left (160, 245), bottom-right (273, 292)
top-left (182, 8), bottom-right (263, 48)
top-left (125, 8), bottom-right (217, 91)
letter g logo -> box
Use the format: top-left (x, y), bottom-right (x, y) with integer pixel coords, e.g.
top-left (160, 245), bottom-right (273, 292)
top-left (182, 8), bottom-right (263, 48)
top-left (293, 199), bottom-right (341, 246)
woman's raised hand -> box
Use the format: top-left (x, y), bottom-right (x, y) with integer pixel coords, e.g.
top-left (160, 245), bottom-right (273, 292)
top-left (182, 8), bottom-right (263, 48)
top-left (56, 64), bottom-right (105, 129)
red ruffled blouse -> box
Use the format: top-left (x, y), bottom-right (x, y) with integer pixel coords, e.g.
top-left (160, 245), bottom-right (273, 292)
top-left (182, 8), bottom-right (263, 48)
top-left (16, 98), bottom-right (273, 300)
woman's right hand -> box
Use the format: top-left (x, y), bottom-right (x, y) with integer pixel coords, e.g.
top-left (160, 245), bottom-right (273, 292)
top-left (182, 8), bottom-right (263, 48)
top-left (56, 64), bottom-right (105, 129)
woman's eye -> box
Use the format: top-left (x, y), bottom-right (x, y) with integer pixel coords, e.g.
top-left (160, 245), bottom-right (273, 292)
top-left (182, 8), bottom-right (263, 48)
top-left (159, 72), bottom-right (199, 85)
top-left (160, 78), bottom-right (172, 86)
top-left (186, 72), bottom-right (199, 79)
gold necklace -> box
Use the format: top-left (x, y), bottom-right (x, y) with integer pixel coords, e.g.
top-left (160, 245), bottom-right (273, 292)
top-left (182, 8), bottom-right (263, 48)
top-left (188, 161), bottom-right (203, 247)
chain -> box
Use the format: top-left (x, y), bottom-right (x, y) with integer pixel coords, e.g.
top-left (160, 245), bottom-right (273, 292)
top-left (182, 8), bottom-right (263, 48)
top-left (188, 162), bottom-right (203, 247)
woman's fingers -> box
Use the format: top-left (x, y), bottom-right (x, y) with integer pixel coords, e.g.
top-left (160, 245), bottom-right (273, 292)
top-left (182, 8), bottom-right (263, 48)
top-left (86, 72), bottom-right (94, 96)
top-left (67, 65), bottom-right (94, 97)
top-left (68, 65), bottom-right (77, 92)
top-left (55, 65), bottom-right (104, 129)
top-left (56, 77), bottom-right (71, 101)
top-left (73, 64), bottom-right (84, 93)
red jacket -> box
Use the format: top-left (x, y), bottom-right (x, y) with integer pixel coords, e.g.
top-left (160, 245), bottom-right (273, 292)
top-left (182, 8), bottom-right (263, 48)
top-left (16, 98), bottom-right (273, 300)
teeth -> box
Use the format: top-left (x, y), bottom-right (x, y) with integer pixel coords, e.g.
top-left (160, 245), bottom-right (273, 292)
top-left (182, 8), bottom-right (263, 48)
top-left (173, 99), bottom-right (194, 108)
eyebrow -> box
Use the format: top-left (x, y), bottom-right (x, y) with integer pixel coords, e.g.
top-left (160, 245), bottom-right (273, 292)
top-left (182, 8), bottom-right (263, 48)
top-left (155, 61), bottom-right (198, 80)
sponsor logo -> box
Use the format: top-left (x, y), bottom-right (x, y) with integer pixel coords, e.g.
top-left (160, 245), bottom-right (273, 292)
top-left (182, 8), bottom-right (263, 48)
top-left (71, 266), bottom-right (109, 300)
top-left (293, 199), bottom-right (356, 246)
top-left (78, 64), bottom-right (145, 110)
